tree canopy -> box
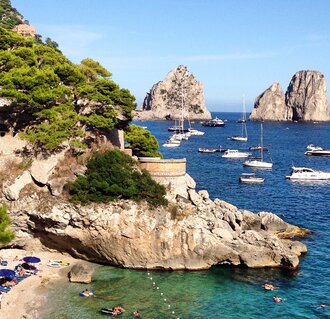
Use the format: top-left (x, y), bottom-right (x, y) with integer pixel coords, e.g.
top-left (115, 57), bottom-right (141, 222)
top-left (125, 125), bottom-right (162, 158)
top-left (0, 26), bottom-right (137, 152)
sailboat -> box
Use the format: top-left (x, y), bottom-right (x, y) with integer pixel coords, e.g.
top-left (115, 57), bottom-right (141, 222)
top-left (243, 123), bottom-right (273, 169)
top-left (231, 96), bottom-right (248, 142)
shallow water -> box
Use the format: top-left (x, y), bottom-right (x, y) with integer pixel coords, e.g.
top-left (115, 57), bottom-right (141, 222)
top-left (42, 112), bottom-right (330, 319)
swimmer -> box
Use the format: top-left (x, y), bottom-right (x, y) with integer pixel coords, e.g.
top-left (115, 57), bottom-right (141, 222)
top-left (272, 296), bottom-right (282, 303)
top-left (133, 310), bottom-right (140, 318)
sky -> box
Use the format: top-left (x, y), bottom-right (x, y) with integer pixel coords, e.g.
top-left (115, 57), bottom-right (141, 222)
top-left (11, 0), bottom-right (330, 112)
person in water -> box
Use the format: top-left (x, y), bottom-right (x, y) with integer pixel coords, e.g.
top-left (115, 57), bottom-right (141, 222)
top-left (272, 296), bottom-right (282, 303)
top-left (112, 305), bottom-right (125, 315)
top-left (133, 310), bottom-right (140, 318)
top-left (81, 289), bottom-right (93, 297)
top-left (263, 283), bottom-right (278, 291)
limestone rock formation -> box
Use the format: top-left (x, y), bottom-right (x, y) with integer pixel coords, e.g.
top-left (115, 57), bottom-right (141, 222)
top-left (286, 70), bottom-right (329, 121)
top-left (6, 180), bottom-right (308, 271)
top-left (250, 83), bottom-right (290, 121)
top-left (250, 70), bottom-right (330, 122)
top-left (134, 65), bottom-right (211, 120)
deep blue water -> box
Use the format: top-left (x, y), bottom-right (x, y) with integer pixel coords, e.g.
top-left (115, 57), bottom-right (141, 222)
top-left (43, 112), bottom-right (330, 319)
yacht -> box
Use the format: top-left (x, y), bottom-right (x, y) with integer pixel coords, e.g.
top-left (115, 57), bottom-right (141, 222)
top-left (286, 167), bottom-right (330, 180)
top-left (202, 117), bottom-right (225, 127)
top-left (198, 147), bottom-right (217, 153)
top-left (230, 96), bottom-right (248, 142)
top-left (306, 144), bottom-right (323, 151)
top-left (239, 173), bottom-right (264, 184)
top-left (222, 149), bottom-right (251, 158)
top-left (244, 124), bottom-right (273, 168)
top-left (188, 128), bottom-right (205, 135)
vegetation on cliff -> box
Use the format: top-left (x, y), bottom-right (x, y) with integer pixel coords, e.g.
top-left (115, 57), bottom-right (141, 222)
top-left (0, 204), bottom-right (15, 245)
top-left (69, 150), bottom-right (167, 207)
top-left (124, 125), bottom-right (162, 158)
top-left (0, 25), bottom-right (137, 152)
top-left (0, 0), bottom-right (22, 29)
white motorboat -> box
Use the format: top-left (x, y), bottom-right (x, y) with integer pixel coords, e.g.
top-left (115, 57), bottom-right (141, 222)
top-left (222, 149), bottom-right (251, 158)
top-left (286, 166), bottom-right (330, 180)
top-left (306, 144), bottom-right (323, 151)
top-left (230, 96), bottom-right (248, 142)
top-left (198, 148), bottom-right (217, 153)
top-left (202, 117), bottom-right (225, 127)
top-left (304, 149), bottom-right (330, 157)
top-left (244, 124), bottom-right (273, 169)
top-left (239, 173), bottom-right (264, 183)
top-left (162, 140), bottom-right (180, 147)
top-left (188, 128), bottom-right (205, 135)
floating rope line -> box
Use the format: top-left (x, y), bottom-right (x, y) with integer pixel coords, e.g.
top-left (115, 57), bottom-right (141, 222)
top-left (147, 271), bottom-right (180, 319)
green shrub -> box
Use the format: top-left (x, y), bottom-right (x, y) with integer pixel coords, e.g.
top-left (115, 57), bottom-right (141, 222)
top-left (0, 204), bottom-right (15, 245)
top-left (125, 125), bottom-right (162, 158)
top-left (69, 150), bottom-right (167, 207)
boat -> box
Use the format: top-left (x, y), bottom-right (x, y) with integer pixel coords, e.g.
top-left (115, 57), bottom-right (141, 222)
top-left (244, 124), bottom-right (273, 168)
top-left (239, 173), bottom-right (264, 183)
top-left (162, 138), bottom-right (180, 148)
top-left (188, 128), bottom-right (204, 135)
top-left (230, 96), bottom-right (248, 141)
top-left (198, 148), bottom-right (217, 153)
top-left (304, 148), bottom-right (330, 157)
top-left (202, 117), bottom-right (225, 127)
top-left (249, 145), bottom-right (269, 151)
top-left (285, 166), bottom-right (330, 180)
top-left (306, 144), bottom-right (323, 151)
top-left (222, 149), bottom-right (251, 158)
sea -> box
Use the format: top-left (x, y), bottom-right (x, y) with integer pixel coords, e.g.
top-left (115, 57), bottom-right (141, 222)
top-left (42, 112), bottom-right (330, 319)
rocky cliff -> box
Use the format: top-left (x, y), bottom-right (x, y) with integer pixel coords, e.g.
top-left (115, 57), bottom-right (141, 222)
top-left (3, 154), bottom-right (308, 270)
top-left (250, 83), bottom-right (290, 121)
top-left (250, 70), bottom-right (330, 122)
top-left (134, 65), bottom-right (211, 121)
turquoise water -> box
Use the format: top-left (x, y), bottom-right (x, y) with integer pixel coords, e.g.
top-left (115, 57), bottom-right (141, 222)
top-left (42, 113), bottom-right (330, 318)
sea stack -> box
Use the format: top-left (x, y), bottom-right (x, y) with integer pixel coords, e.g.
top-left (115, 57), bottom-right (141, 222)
top-left (250, 82), bottom-right (290, 121)
top-left (286, 70), bottom-right (329, 121)
top-left (250, 70), bottom-right (330, 122)
top-left (134, 65), bottom-right (211, 120)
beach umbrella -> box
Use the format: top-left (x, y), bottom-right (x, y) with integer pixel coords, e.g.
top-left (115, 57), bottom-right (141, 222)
top-left (0, 269), bottom-right (15, 278)
top-left (23, 256), bottom-right (41, 263)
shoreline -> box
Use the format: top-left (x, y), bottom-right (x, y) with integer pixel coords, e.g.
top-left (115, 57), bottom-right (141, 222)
top-left (0, 248), bottom-right (88, 319)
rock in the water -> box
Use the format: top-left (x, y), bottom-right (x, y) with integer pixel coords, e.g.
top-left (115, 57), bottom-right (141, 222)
top-left (250, 70), bottom-right (329, 122)
top-left (286, 70), bottom-right (329, 122)
top-left (250, 83), bottom-right (290, 121)
top-left (69, 262), bottom-right (94, 283)
top-left (134, 65), bottom-right (211, 120)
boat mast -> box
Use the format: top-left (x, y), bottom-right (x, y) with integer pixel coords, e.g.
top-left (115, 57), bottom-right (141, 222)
top-left (242, 95), bottom-right (248, 138)
top-left (260, 123), bottom-right (263, 161)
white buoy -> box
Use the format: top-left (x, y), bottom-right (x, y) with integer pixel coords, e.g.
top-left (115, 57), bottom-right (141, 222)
top-left (164, 298), bottom-right (167, 301)
top-left (160, 292), bottom-right (163, 296)
top-left (172, 311), bottom-right (175, 314)
top-left (150, 277), bottom-right (152, 280)
top-left (157, 287), bottom-right (159, 290)
top-left (168, 304), bottom-right (171, 308)
top-left (147, 272), bottom-right (150, 275)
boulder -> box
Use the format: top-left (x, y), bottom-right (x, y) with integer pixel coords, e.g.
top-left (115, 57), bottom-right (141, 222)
top-left (3, 171), bottom-right (33, 201)
top-left (259, 212), bottom-right (288, 233)
top-left (135, 65), bottom-right (211, 120)
top-left (30, 157), bottom-right (58, 185)
top-left (188, 189), bottom-right (203, 206)
top-left (69, 262), bottom-right (94, 283)
top-left (185, 173), bottom-right (196, 189)
top-left (198, 190), bottom-right (209, 200)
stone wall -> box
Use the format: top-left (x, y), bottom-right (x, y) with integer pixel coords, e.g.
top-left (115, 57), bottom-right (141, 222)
top-left (138, 157), bottom-right (187, 197)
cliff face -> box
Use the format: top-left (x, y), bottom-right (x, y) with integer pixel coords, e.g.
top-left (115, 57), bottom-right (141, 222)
top-left (250, 83), bottom-right (290, 121)
top-left (134, 65), bottom-right (211, 120)
top-left (250, 70), bottom-right (330, 122)
top-left (3, 153), bottom-right (307, 270)
top-left (286, 71), bottom-right (329, 121)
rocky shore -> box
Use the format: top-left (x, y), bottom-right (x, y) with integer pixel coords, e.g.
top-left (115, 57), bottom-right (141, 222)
top-left (5, 171), bottom-right (308, 271)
